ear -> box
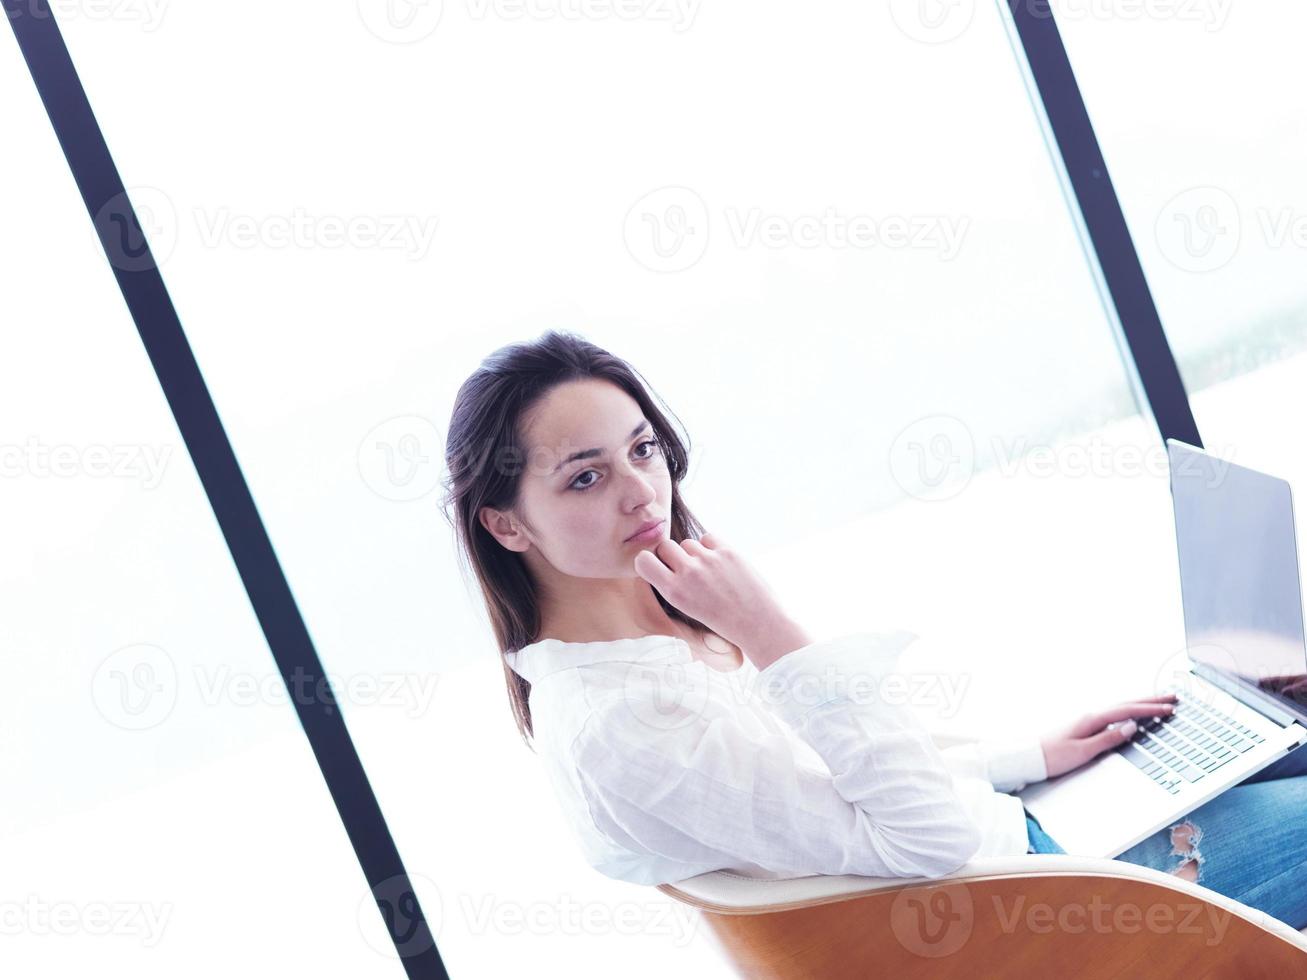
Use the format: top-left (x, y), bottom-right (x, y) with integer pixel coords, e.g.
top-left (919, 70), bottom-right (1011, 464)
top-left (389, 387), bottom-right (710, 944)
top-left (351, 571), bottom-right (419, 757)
top-left (479, 505), bottom-right (531, 553)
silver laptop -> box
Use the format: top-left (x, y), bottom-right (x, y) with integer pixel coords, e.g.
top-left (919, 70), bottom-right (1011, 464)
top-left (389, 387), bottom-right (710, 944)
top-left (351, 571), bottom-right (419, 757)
top-left (1019, 439), bottom-right (1307, 858)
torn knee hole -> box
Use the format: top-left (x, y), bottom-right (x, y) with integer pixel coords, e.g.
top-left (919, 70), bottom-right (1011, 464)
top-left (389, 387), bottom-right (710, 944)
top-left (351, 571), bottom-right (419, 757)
top-left (1169, 820), bottom-right (1200, 853)
top-left (1167, 820), bottom-right (1204, 882)
top-left (1172, 858), bottom-right (1200, 882)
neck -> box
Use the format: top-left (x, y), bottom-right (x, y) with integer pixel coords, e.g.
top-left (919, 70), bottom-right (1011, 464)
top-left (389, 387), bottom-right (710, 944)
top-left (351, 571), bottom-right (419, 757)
top-left (535, 573), bottom-right (688, 644)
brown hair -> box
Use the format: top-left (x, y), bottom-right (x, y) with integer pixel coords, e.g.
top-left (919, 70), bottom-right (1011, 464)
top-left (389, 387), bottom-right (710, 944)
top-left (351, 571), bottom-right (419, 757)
top-left (439, 330), bottom-right (708, 751)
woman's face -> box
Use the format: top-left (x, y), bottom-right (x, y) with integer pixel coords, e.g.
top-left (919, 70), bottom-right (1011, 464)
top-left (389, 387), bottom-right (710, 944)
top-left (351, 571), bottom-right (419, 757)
top-left (483, 378), bottom-right (672, 577)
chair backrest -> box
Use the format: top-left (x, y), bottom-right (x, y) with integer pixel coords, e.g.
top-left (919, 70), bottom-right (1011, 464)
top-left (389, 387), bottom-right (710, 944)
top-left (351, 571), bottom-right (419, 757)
top-left (656, 854), bottom-right (1307, 979)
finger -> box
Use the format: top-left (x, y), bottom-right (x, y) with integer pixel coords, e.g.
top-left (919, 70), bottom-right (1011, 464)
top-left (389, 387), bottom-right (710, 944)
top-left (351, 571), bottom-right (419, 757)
top-left (1116, 697), bottom-right (1180, 714)
top-left (1082, 718), bottom-right (1141, 759)
top-left (700, 532), bottom-right (722, 550)
top-left (653, 537), bottom-right (692, 573)
top-left (1068, 705), bottom-right (1164, 739)
top-left (633, 549), bottom-right (674, 590)
top-left (681, 538), bottom-right (712, 559)
top-left (1076, 701), bottom-right (1175, 735)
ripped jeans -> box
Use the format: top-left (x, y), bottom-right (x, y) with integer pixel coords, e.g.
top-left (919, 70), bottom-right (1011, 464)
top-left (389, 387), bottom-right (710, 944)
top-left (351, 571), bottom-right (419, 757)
top-left (1023, 741), bottom-right (1307, 930)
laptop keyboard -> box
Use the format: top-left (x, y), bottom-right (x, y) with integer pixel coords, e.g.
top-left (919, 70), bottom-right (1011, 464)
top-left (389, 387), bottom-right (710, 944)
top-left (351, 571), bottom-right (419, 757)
top-left (1119, 690), bottom-right (1266, 794)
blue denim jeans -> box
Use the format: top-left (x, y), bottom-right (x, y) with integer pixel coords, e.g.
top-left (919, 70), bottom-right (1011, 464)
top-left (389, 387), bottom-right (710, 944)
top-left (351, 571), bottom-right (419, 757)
top-left (1024, 741), bottom-right (1307, 930)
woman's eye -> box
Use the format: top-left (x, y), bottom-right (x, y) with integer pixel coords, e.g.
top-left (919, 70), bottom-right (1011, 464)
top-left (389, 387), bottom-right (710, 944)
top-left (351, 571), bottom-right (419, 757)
top-left (569, 439), bottom-right (660, 491)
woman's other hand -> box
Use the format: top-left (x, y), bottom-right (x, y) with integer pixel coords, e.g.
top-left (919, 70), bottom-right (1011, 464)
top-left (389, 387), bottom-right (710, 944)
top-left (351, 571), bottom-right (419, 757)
top-left (1039, 694), bottom-right (1179, 780)
top-left (632, 532), bottom-right (810, 669)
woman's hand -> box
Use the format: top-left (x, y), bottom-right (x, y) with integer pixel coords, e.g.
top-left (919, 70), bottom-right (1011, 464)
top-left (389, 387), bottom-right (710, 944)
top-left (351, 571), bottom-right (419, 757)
top-left (632, 532), bottom-right (811, 669)
top-left (1039, 694), bottom-right (1178, 780)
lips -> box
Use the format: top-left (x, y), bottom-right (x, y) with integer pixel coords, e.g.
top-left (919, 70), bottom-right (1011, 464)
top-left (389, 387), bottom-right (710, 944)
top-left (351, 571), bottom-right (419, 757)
top-left (625, 518), bottom-right (665, 542)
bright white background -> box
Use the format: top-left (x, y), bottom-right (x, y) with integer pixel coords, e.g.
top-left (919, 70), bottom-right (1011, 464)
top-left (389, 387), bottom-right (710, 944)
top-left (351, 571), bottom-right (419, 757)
top-left (3, 0), bottom-right (1305, 975)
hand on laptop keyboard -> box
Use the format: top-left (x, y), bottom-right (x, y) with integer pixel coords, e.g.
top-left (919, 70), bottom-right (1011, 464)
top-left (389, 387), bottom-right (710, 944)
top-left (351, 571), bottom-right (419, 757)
top-left (1038, 692), bottom-right (1180, 780)
top-left (1118, 687), bottom-right (1267, 794)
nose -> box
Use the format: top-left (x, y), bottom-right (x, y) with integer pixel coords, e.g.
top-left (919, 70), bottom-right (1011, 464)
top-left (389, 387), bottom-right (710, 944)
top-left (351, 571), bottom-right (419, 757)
top-left (615, 458), bottom-right (658, 510)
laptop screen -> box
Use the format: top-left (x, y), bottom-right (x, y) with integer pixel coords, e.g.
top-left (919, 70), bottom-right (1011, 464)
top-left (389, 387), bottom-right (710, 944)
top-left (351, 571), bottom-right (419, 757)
top-left (1169, 441), bottom-right (1307, 715)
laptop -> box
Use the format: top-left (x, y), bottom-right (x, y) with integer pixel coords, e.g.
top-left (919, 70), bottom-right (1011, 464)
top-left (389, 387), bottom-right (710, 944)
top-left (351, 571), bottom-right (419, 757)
top-left (1018, 439), bottom-right (1307, 858)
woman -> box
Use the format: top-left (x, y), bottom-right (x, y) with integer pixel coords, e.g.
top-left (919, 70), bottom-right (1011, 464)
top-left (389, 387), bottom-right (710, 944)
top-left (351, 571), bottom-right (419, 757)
top-left (440, 329), bottom-right (1307, 930)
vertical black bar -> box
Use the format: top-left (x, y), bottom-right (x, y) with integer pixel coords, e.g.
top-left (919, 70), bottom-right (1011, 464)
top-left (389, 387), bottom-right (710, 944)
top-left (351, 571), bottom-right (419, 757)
top-left (4, 4), bottom-right (448, 976)
top-left (1005, 0), bottom-right (1203, 449)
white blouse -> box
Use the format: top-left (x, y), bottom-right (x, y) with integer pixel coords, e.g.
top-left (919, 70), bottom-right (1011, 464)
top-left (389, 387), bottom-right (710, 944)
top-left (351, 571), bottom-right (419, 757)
top-left (504, 630), bottom-right (1048, 886)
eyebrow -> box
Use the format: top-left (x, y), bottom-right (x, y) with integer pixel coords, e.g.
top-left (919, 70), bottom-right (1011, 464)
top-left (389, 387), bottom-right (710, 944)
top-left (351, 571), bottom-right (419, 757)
top-left (552, 420), bottom-right (651, 474)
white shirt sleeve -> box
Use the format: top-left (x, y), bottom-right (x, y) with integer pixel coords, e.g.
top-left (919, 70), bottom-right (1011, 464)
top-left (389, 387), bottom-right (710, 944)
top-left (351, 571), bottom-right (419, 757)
top-left (937, 737), bottom-right (1048, 793)
top-left (570, 632), bottom-right (985, 880)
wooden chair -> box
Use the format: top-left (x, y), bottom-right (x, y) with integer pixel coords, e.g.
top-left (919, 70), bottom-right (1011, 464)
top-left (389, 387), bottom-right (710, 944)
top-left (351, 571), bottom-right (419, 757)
top-left (656, 733), bottom-right (1307, 978)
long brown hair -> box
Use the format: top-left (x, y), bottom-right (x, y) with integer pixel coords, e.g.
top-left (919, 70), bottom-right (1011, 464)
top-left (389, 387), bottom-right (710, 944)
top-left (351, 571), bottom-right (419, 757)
top-left (439, 330), bottom-right (709, 751)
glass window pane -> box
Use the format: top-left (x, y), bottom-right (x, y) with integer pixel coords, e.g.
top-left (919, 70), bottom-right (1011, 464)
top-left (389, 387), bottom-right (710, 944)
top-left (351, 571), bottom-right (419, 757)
top-left (1055, 3), bottom-right (1307, 484)
top-left (0, 30), bottom-right (407, 977)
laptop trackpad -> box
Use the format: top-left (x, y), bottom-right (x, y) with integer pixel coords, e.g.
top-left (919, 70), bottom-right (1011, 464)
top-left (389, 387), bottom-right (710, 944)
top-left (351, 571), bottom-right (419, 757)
top-left (1019, 751), bottom-right (1178, 858)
